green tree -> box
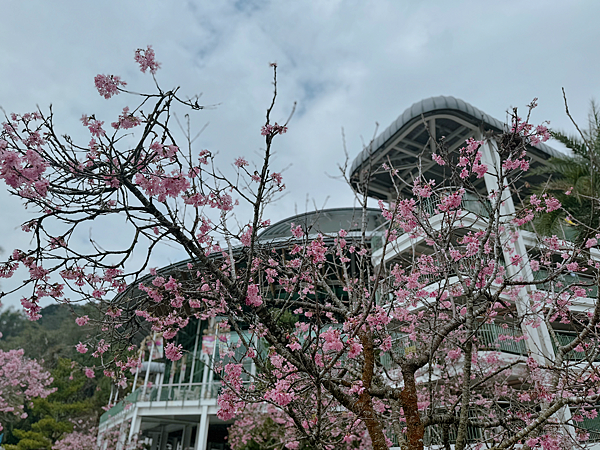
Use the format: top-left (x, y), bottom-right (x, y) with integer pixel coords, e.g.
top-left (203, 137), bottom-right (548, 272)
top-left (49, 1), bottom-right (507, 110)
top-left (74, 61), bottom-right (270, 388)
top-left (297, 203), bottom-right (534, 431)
top-left (4, 358), bottom-right (109, 450)
top-left (0, 304), bottom-right (111, 449)
top-left (0, 304), bottom-right (96, 368)
top-left (531, 100), bottom-right (600, 243)
top-left (0, 308), bottom-right (27, 340)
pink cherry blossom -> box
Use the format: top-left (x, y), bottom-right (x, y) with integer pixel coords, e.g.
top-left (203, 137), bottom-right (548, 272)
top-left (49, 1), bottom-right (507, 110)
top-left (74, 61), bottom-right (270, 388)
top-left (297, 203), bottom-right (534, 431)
top-left (245, 284), bottom-right (262, 307)
top-left (76, 342), bottom-right (88, 354)
top-left (0, 349), bottom-right (55, 431)
top-left (94, 74), bottom-right (126, 99)
top-left (165, 342), bottom-right (183, 361)
top-left (134, 46), bottom-right (161, 74)
top-left (75, 315), bottom-right (89, 326)
top-left (234, 157), bottom-right (249, 168)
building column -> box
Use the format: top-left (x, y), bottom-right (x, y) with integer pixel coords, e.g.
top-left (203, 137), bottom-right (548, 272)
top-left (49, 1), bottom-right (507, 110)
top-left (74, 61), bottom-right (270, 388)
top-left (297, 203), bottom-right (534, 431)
top-left (194, 406), bottom-right (210, 450)
top-left (183, 425), bottom-right (193, 450)
top-left (479, 138), bottom-right (556, 362)
top-left (128, 409), bottom-right (142, 443)
top-left (480, 137), bottom-right (573, 429)
top-left (159, 425), bottom-right (169, 450)
top-left (97, 429), bottom-right (107, 450)
top-left (149, 432), bottom-right (160, 450)
top-left (115, 420), bottom-right (128, 450)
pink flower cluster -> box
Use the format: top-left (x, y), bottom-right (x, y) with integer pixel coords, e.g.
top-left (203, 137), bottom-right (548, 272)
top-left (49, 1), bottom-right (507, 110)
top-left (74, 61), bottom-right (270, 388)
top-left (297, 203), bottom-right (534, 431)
top-left (184, 191), bottom-right (235, 212)
top-left (111, 107), bottom-right (141, 130)
top-left (94, 74), bottom-right (126, 99)
top-left (0, 348), bottom-right (55, 431)
top-left (306, 236), bottom-right (327, 263)
top-left (135, 171), bottom-right (190, 202)
top-left (240, 226), bottom-right (253, 246)
top-left (457, 139), bottom-right (488, 179)
top-left (0, 140), bottom-right (49, 198)
top-left (234, 157), bottom-right (249, 168)
top-left (245, 284), bottom-right (263, 307)
top-left (217, 387), bottom-right (245, 420)
top-left (53, 429), bottom-right (97, 450)
top-left (75, 315), bottom-right (89, 326)
top-left (165, 342), bottom-right (183, 361)
top-left (260, 123), bottom-right (288, 136)
top-left (134, 45), bottom-right (161, 74)
top-left (264, 379), bottom-right (296, 406)
top-left (80, 114), bottom-right (106, 137)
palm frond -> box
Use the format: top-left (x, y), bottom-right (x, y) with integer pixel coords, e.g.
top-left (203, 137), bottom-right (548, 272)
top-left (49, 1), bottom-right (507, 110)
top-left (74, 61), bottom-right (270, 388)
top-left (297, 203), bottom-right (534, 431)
top-left (550, 130), bottom-right (587, 157)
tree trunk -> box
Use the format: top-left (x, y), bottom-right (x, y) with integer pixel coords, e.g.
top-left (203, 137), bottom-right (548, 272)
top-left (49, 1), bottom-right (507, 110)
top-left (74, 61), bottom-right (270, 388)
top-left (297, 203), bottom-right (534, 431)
top-left (357, 390), bottom-right (390, 450)
top-left (400, 369), bottom-right (424, 450)
top-left (357, 332), bottom-right (389, 450)
top-left (454, 339), bottom-right (473, 450)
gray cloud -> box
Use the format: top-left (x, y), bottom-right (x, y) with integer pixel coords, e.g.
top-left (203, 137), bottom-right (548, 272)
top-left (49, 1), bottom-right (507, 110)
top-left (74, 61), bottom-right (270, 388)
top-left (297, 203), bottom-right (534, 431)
top-left (0, 0), bottom-right (598, 307)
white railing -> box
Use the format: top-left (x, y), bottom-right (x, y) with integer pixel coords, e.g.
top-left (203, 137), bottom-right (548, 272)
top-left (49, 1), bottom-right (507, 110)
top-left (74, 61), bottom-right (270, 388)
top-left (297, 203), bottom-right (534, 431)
top-left (371, 189), bottom-right (488, 253)
top-left (100, 381), bottom-right (222, 425)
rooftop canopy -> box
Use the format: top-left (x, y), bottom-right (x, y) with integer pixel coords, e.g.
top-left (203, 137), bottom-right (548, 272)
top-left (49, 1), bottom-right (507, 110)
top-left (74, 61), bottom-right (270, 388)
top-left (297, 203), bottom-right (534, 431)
top-left (113, 208), bottom-right (385, 304)
top-left (257, 207), bottom-right (385, 241)
top-left (349, 96), bottom-right (562, 200)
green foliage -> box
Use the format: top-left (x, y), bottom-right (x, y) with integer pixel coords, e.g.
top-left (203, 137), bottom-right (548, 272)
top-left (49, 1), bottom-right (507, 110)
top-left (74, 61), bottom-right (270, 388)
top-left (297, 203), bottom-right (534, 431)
top-left (5, 428), bottom-right (53, 450)
top-left (5, 417), bottom-right (73, 450)
top-left (276, 309), bottom-right (300, 328)
top-left (530, 100), bottom-right (600, 243)
top-left (3, 358), bottom-right (107, 449)
top-left (0, 304), bottom-right (111, 449)
top-left (0, 304), bottom-right (98, 368)
top-left (0, 308), bottom-right (27, 340)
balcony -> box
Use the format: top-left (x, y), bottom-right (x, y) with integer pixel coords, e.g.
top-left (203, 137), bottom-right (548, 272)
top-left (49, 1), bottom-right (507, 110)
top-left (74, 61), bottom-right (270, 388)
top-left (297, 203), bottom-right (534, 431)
top-left (99, 381), bottom-right (223, 425)
top-left (371, 189), bottom-right (489, 260)
top-left (379, 323), bottom-right (598, 371)
top-left (575, 413), bottom-right (600, 442)
top-left (380, 324), bottom-right (526, 371)
top-left (419, 409), bottom-right (600, 446)
top-left (476, 323), bottom-right (527, 355)
top-left (534, 269), bottom-right (598, 299)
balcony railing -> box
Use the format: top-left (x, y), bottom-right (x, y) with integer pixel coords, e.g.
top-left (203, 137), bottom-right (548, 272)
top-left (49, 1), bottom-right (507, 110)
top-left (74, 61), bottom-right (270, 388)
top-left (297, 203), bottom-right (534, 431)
top-left (421, 409), bottom-right (600, 445)
top-left (477, 323), bottom-right (527, 355)
top-left (380, 324), bottom-right (526, 370)
top-left (371, 189), bottom-right (488, 253)
top-left (99, 381), bottom-right (223, 425)
top-left (379, 324), bottom-right (599, 370)
top-left (551, 332), bottom-right (600, 362)
top-left (534, 270), bottom-right (598, 298)
top-left (575, 413), bottom-right (600, 442)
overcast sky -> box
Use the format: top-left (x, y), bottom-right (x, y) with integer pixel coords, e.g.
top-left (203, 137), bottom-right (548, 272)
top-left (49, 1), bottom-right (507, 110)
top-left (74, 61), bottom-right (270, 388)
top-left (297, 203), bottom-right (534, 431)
top-left (0, 0), bottom-right (598, 308)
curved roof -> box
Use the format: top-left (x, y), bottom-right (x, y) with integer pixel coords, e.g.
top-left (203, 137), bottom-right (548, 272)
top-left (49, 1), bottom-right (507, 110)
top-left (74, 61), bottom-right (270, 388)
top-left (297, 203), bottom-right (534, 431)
top-left (113, 208), bottom-right (384, 304)
top-left (349, 96), bottom-right (562, 198)
top-left (258, 207), bottom-right (384, 241)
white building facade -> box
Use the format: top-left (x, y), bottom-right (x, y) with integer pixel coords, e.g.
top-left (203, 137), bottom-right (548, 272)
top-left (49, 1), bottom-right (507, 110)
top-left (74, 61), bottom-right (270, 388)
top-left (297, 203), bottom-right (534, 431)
top-left (100, 97), bottom-right (600, 448)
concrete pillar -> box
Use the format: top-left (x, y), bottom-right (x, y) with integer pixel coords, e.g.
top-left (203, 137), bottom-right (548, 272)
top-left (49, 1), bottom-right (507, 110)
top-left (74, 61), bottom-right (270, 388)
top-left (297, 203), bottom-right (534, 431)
top-left (115, 420), bottom-right (127, 450)
top-left (159, 425), bottom-right (169, 450)
top-left (194, 406), bottom-right (209, 450)
top-left (128, 409), bottom-right (142, 443)
top-left (183, 425), bottom-right (193, 450)
top-left (149, 432), bottom-right (160, 450)
top-left (479, 138), bottom-right (556, 363)
top-left (479, 137), bottom-right (573, 429)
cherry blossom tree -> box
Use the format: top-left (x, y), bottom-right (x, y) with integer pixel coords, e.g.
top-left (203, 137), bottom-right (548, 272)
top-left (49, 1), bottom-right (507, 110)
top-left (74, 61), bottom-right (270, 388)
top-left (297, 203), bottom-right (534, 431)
top-left (0, 348), bottom-right (55, 432)
top-left (0, 47), bottom-right (599, 450)
top-left (53, 422), bottom-right (146, 450)
top-left (228, 402), bottom-right (371, 450)
top-left (52, 429), bottom-right (96, 450)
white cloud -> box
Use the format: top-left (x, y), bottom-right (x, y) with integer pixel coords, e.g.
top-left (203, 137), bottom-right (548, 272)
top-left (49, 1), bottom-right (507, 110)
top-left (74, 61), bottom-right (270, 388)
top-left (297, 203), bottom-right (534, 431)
top-left (0, 0), bottom-right (599, 307)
